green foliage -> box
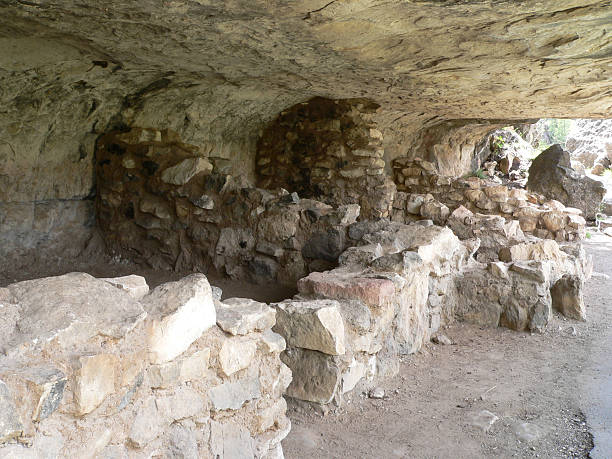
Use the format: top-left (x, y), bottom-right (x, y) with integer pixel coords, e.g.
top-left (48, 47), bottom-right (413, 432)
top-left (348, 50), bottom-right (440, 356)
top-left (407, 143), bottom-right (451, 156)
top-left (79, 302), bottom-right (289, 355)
top-left (545, 119), bottom-right (572, 146)
top-left (493, 135), bottom-right (505, 150)
top-left (586, 232), bottom-right (592, 239)
top-left (470, 168), bottom-right (487, 180)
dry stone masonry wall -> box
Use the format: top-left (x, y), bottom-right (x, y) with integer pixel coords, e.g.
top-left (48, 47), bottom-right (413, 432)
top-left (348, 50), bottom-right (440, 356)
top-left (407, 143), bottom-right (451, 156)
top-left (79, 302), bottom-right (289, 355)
top-left (392, 157), bottom-right (587, 245)
top-left (0, 273), bottom-right (290, 458)
top-left (96, 127), bottom-right (368, 286)
top-left (256, 98), bottom-right (395, 219)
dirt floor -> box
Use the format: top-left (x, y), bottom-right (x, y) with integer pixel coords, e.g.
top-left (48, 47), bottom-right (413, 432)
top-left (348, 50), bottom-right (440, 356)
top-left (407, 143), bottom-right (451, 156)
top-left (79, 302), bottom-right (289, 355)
top-left (283, 234), bottom-right (612, 459)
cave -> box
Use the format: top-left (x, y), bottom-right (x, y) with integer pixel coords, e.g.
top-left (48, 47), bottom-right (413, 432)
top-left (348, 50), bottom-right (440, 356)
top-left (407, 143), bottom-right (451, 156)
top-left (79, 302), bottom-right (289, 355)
top-left (1, 1), bottom-right (611, 458)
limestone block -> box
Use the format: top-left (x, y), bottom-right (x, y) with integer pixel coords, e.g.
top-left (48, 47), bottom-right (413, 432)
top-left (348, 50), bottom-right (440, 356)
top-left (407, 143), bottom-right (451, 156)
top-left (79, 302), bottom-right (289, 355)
top-left (3, 366), bottom-right (66, 425)
top-left (274, 300), bottom-right (346, 355)
top-left (148, 349), bottom-right (211, 388)
top-left (74, 354), bottom-right (118, 416)
top-left (298, 270), bottom-right (395, 308)
top-left (128, 398), bottom-right (165, 448)
top-left (210, 420), bottom-right (254, 458)
top-left (257, 398), bottom-right (287, 432)
top-left (420, 200), bottom-right (450, 225)
top-left (208, 377), bottom-right (261, 411)
top-left (260, 329), bottom-right (286, 353)
top-left (218, 339), bottom-right (257, 376)
top-left (484, 185), bottom-right (509, 202)
top-left (499, 240), bottom-right (564, 264)
top-left (551, 274), bottom-right (585, 321)
top-left (0, 380), bottom-right (23, 442)
top-left (510, 262), bottom-right (547, 283)
top-left (143, 274), bottom-right (216, 364)
top-left (465, 189), bottom-right (484, 202)
top-left (101, 275), bottom-right (149, 300)
top-left (341, 358), bottom-right (367, 394)
top-left (280, 348), bottom-right (341, 404)
top-left (406, 194), bottom-right (429, 214)
top-left (4, 273), bottom-right (146, 351)
top-left (541, 211), bottom-right (567, 232)
top-left (139, 197), bottom-right (172, 219)
top-left (489, 262), bottom-right (510, 279)
top-left (156, 386), bottom-right (205, 421)
top-left (161, 157), bottom-right (213, 185)
top-left (167, 424), bottom-right (198, 459)
top-left (216, 298), bottom-right (276, 336)
top-left (338, 243), bottom-right (383, 267)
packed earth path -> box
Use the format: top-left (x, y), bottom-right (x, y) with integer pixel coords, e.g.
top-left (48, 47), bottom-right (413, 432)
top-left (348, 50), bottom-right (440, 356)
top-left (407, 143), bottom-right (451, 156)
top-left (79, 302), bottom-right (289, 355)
top-left (283, 234), bottom-right (612, 459)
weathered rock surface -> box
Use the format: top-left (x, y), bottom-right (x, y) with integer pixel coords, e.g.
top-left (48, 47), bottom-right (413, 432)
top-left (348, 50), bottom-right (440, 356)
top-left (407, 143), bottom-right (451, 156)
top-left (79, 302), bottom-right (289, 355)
top-left (2, 272), bottom-right (145, 352)
top-left (142, 274), bottom-right (216, 364)
top-left (565, 119), bottom-right (612, 172)
top-left (0, 273), bottom-right (290, 458)
top-left (551, 274), bottom-right (586, 321)
top-left (527, 145), bottom-right (606, 220)
top-left (274, 300), bottom-right (346, 356)
top-left (216, 297), bottom-right (276, 336)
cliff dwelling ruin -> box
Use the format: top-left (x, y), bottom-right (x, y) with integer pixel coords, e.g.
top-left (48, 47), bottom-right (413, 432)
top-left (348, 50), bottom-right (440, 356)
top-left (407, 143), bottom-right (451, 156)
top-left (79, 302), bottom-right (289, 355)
top-left (1, 1), bottom-right (611, 458)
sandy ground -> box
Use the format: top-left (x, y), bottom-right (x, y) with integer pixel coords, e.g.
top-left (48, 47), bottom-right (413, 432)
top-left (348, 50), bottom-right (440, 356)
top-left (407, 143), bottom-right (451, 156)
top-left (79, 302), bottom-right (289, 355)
top-left (282, 234), bottom-right (612, 459)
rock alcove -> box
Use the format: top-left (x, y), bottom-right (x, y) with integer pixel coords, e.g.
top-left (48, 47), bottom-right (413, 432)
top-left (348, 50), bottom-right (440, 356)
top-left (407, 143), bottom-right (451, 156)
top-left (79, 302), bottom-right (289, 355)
top-left (0, 1), bottom-right (611, 457)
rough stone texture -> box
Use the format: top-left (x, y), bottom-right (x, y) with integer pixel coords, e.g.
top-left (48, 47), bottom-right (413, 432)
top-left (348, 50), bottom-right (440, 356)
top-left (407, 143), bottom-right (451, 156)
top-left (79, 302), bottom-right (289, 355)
top-left (527, 145), bottom-right (606, 220)
top-left (96, 128), bottom-right (382, 285)
top-left (455, 262), bottom-right (552, 333)
top-left (276, 220), bottom-right (472, 404)
top-left (0, 273), bottom-right (290, 458)
top-left (274, 300), bottom-right (346, 355)
top-left (101, 275), bottom-right (150, 300)
top-left (565, 119), bottom-right (612, 172)
top-left (216, 298), bottom-right (276, 336)
top-left (256, 98), bottom-right (395, 219)
top-left (2, 1), bottom-right (611, 266)
top-left (142, 274), bottom-right (216, 364)
top-left (551, 274), bottom-right (586, 321)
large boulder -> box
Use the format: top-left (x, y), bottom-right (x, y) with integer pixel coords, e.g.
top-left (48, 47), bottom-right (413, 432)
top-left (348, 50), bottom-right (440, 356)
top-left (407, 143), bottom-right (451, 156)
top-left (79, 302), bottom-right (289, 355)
top-left (527, 145), bottom-right (605, 220)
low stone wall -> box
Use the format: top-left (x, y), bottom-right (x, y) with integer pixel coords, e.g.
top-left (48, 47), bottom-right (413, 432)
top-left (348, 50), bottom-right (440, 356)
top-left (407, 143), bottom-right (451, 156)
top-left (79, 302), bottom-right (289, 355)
top-left (0, 273), bottom-right (290, 458)
top-left (269, 221), bottom-right (473, 404)
top-left (456, 239), bottom-right (592, 330)
top-left (391, 157), bottom-right (586, 243)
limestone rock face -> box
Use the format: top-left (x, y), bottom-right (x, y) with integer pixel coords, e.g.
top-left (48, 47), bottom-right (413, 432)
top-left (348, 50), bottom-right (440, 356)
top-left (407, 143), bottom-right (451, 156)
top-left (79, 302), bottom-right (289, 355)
top-left (527, 145), bottom-right (605, 220)
top-left (565, 120), bottom-right (612, 172)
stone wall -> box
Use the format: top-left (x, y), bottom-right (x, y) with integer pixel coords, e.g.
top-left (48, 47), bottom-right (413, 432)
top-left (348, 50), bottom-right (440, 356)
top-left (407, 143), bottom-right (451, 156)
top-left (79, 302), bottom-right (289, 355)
top-left (391, 158), bottom-right (587, 244)
top-left (256, 97), bottom-right (395, 219)
top-left (96, 127), bottom-right (368, 285)
top-left (269, 220), bottom-right (472, 404)
top-left (0, 273), bottom-right (290, 458)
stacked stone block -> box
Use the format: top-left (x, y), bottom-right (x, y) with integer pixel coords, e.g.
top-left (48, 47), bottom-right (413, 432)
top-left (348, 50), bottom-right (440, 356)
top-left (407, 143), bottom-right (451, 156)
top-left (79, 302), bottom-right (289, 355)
top-left (256, 97), bottom-right (395, 219)
top-left (97, 127), bottom-right (371, 286)
top-left (0, 273), bottom-right (290, 458)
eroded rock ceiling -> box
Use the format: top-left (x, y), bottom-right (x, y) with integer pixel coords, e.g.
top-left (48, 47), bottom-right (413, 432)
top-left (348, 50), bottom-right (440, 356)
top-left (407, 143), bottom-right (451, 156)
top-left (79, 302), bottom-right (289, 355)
top-left (1, 0), bottom-right (611, 203)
